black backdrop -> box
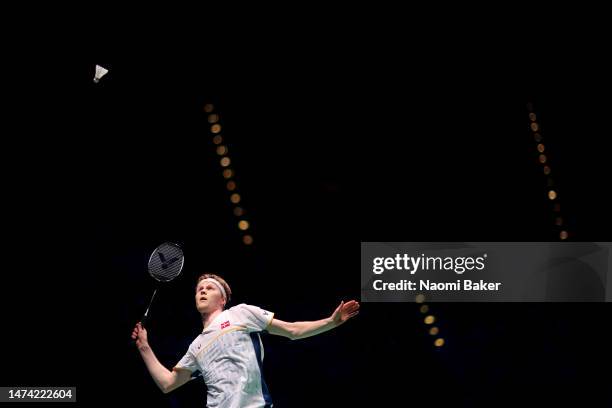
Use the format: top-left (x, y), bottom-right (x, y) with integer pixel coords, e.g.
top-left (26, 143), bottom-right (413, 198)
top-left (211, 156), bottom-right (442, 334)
top-left (1, 31), bottom-right (611, 407)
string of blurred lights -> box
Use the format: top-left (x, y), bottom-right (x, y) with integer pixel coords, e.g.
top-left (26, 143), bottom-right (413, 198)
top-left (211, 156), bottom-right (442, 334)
top-left (415, 293), bottom-right (445, 348)
top-left (411, 103), bottom-right (572, 349)
top-left (204, 103), bottom-right (254, 246)
top-left (527, 102), bottom-right (570, 241)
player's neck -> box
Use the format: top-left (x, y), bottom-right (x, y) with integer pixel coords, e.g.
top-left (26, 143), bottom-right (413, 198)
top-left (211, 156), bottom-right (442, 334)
top-left (201, 308), bottom-right (223, 330)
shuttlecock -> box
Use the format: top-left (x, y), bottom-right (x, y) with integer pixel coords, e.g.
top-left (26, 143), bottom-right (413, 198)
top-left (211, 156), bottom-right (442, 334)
top-left (93, 65), bottom-right (109, 83)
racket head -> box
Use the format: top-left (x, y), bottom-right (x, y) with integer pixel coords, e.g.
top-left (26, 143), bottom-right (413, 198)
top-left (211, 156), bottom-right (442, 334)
top-left (148, 242), bottom-right (185, 282)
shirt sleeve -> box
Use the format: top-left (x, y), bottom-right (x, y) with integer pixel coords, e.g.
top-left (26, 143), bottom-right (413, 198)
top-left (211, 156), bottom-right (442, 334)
top-left (173, 349), bottom-right (198, 373)
top-left (233, 303), bottom-right (275, 333)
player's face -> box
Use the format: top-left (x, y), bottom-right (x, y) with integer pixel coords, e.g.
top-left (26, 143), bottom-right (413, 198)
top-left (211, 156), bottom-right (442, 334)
top-left (195, 281), bottom-right (225, 313)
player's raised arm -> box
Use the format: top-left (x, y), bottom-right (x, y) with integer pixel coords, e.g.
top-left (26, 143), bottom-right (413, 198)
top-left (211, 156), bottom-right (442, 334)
top-left (267, 300), bottom-right (359, 340)
top-left (131, 322), bottom-right (191, 394)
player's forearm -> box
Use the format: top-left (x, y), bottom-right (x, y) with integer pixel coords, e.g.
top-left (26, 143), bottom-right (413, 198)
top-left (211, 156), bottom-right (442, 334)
top-left (291, 317), bottom-right (336, 340)
top-left (137, 343), bottom-right (175, 393)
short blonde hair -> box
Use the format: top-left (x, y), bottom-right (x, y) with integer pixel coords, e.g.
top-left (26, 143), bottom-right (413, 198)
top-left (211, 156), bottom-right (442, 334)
top-left (196, 273), bottom-right (232, 304)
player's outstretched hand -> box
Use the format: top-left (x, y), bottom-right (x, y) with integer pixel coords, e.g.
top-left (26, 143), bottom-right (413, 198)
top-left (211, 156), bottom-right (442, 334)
top-left (331, 300), bottom-right (360, 326)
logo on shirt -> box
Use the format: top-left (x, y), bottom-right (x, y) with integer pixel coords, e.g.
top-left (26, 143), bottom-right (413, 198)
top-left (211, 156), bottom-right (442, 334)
top-left (263, 311), bottom-right (268, 316)
top-left (221, 320), bottom-right (230, 329)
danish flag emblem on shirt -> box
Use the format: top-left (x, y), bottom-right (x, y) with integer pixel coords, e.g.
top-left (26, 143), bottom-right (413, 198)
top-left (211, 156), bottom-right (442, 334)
top-left (221, 321), bottom-right (230, 329)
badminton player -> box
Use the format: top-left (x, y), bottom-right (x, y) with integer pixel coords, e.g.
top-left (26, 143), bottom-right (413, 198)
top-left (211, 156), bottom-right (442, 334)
top-left (131, 273), bottom-right (360, 407)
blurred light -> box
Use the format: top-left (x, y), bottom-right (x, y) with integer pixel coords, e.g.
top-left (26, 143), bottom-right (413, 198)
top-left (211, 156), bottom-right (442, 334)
top-left (233, 207), bottom-right (244, 217)
top-left (537, 144), bottom-right (545, 153)
top-left (429, 327), bottom-right (439, 336)
top-left (529, 113), bottom-right (537, 122)
top-left (211, 124), bottom-right (222, 134)
top-left (530, 123), bottom-right (539, 132)
top-left (238, 220), bottom-right (250, 230)
top-left (543, 166), bottom-right (551, 175)
top-left (415, 294), bottom-right (426, 303)
top-left (213, 135), bottom-right (223, 145)
top-left (424, 315), bottom-right (435, 325)
top-left (226, 181), bottom-right (236, 191)
top-left (420, 305), bottom-right (429, 314)
top-left (548, 190), bottom-right (557, 200)
top-left (208, 113), bottom-right (219, 124)
top-left (534, 133), bottom-right (543, 142)
top-left (220, 157), bottom-right (231, 167)
top-left (204, 104), bottom-right (215, 113)
top-left (434, 338), bottom-right (445, 347)
top-left (560, 230), bottom-right (569, 240)
top-left (230, 193), bottom-right (241, 204)
top-left (216, 145), bottom-right (228, 155)
top-left (243, 235), bottom-right (254, 245)
top-left (223, 169), bottom-right (234, 179)
top-left (539, 154), bottom-right (547, 164)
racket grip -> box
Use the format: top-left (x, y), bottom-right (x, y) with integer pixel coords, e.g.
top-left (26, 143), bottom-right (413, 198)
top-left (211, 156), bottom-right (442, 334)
top-left (140, 314), bottom-right (149, 328)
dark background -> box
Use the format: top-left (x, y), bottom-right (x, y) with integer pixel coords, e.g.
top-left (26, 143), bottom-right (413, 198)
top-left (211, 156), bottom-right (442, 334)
top-left (1, 29), bottom-right (611, 407)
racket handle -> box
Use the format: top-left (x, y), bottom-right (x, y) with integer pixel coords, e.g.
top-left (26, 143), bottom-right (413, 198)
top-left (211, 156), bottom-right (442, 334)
top-left (140, 314), bottom-right (149, 328)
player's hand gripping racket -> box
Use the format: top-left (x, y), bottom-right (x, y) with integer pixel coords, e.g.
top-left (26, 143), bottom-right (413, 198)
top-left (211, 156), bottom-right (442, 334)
top-left (140, 242), bottom-right (185, 326)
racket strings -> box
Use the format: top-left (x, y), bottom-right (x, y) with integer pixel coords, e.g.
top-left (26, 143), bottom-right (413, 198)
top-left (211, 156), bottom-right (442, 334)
top-left (149, 244), bottom-right (184, 282)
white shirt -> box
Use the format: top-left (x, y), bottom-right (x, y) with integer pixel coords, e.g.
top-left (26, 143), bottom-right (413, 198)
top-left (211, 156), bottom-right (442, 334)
top-left (174, 303), bottom-right (275, 408)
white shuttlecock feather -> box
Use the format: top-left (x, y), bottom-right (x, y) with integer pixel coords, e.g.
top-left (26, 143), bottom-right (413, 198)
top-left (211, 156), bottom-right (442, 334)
top-left (93, 65), bottom-right (109, 83)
